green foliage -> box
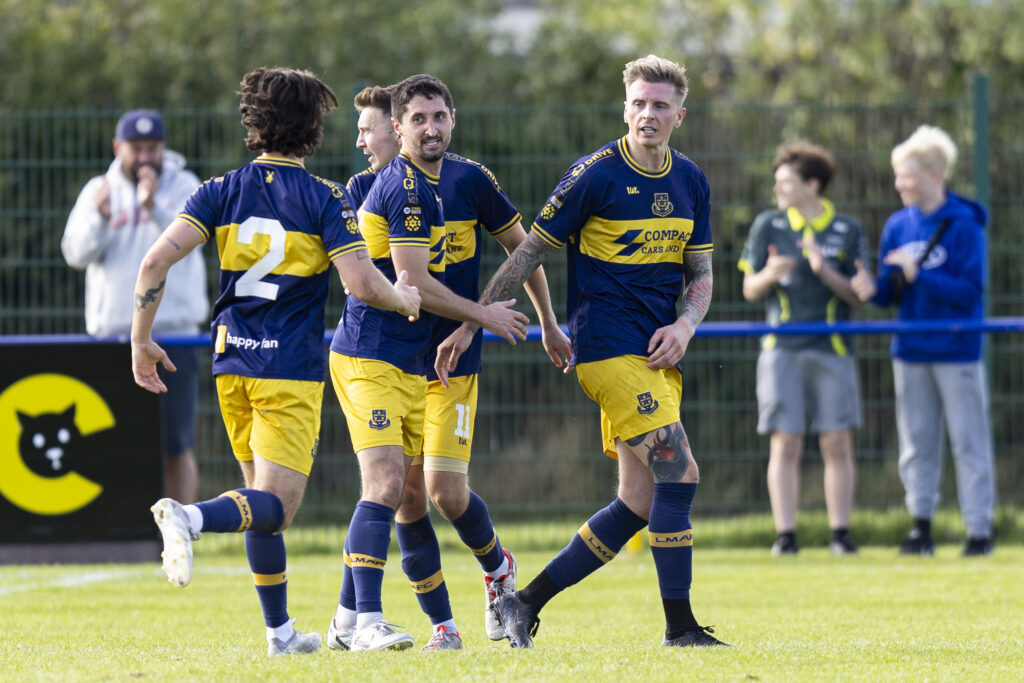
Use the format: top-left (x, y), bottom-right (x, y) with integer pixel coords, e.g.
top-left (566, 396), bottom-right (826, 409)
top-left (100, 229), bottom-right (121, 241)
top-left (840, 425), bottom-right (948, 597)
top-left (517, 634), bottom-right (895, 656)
top-left (2, 542), bottom-right (1022, 680)
top-left (2, 0), bottom-right (1022, 111)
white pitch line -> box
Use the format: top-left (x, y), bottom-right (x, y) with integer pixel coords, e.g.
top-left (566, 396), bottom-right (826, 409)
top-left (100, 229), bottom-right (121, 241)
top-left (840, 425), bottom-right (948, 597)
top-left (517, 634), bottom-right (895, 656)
top-left (0, 568), bottom-right (148, 596)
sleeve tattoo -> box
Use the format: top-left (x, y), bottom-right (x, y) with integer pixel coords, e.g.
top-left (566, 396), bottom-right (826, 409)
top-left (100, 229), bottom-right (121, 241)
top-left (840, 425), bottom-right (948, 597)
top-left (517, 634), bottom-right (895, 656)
top-left (480, 231), bottom-right (559, 305)
top-left (680, 251), bottom-right (713, 327)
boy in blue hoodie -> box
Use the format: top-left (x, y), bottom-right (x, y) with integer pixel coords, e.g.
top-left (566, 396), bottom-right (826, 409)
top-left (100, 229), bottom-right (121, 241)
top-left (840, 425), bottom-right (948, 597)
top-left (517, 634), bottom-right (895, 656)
top-left (853, 125), bottom-right (995, 556)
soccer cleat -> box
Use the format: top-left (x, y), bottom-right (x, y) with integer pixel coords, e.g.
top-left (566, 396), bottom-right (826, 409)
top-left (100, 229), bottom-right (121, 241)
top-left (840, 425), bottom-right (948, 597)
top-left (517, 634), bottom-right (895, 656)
top-left (484, 548), bottom-right (518, 640)
top-left (962, 537), bottom-right (994, 556)
top-left (327, 617), bottom-right (354, 650)
top-left (421, 625), bottom-right (463, 651)
top-left (267, 620), bottom-right (322, 656)
top-left (899, 528), bottom-right (935, 556)
top-left (151, 498), bottom-right (200, 587)
top-left (494, 592), bottom-right (539, 649)
top-left (349, 620), bottom-right (414, 652)
top-left (829, 536), bottom-right (858, 556)
top-left (662, 625), bottom-right (729, 647)
top-left (770, 535), bottom-right (799, 556)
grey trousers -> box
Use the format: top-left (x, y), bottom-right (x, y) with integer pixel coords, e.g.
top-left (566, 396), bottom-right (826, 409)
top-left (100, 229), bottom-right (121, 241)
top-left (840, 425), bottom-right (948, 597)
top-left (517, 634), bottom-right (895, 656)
top-left (893, 359), bottom-right (995, 538)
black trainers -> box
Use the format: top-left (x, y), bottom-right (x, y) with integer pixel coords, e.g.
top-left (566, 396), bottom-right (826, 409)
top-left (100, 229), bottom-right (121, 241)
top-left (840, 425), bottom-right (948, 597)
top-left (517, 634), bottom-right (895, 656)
top-left (899, 528), bottom-right (935, 556)
top-left (829, 535), bottom-right (858, 556)
top-left (770, 535), bottom-right (799, 556)
top-left (663, 625), bottom-right (729, 647)
top-left (962, 537), bottom-right (993, 556)
top-left (494, 592), bottom-right (539, 649)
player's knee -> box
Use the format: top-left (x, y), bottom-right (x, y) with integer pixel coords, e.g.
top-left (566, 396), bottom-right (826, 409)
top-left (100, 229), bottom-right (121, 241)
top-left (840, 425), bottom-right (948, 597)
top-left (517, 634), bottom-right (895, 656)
top-left (682, 459), bottom-right (699, 483)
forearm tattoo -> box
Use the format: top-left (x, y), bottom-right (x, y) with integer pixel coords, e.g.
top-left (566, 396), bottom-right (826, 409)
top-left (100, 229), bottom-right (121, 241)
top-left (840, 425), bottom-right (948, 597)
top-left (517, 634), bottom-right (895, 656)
top-left (480, 231), bottom-right (558, 305)
top-left (680, 251), bottom-right (713, 327)
top-left (135, 279), bottom-right (165, 311)
top-left (626, 423), bottom-right (692, 483)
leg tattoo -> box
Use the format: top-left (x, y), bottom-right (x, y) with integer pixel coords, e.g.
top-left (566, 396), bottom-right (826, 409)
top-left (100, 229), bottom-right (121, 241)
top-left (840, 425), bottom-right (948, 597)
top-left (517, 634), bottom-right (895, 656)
top-left (628, 424), bottom-right (691, 483)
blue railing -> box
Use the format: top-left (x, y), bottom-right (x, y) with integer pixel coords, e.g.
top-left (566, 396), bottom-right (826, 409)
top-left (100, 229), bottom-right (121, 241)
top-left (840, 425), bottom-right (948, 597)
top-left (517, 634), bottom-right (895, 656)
top-left (3, 317), bottom-right (1022, 346)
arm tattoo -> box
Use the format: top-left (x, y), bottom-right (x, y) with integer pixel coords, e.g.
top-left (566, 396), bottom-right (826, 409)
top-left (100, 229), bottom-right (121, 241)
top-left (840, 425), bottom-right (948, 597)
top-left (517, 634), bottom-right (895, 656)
top-left (480, 231), bottom-right (558, 305)
top-left (680, 251), bottom-right (713, 327)
top-left (163, 235), bottom-right (182, 251)
top-left (626, 423), bottom-right (692, 483)
top-left (135, 279), bottom-right (165, 311)
top-left (355, 248), bottom-right (370, 261)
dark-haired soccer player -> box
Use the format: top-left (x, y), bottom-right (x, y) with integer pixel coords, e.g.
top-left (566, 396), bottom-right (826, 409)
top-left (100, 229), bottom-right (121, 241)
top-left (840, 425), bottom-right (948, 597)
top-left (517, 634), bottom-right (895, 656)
top-left (131, 67), bottom-right (420, 657)
top-left (327, 81), bottom-right (571, 651)
top-left (327, 73), bottom-right (530, 652)
top-left (437, 54), bottom-right (727, 648)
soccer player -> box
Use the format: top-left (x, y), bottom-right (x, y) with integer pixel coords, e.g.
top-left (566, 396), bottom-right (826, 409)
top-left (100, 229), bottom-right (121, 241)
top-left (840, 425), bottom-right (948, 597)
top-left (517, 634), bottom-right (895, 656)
top-left (738, 141), bottom-right (870, 556)
top-left (437, 54), bottom-right (727, 648)
top-left (131, 67), bottom-right (420, 656)
top-left (327, 82), bottom-right (572, 651)
top-left (327, 73), bottom-right (530, 652)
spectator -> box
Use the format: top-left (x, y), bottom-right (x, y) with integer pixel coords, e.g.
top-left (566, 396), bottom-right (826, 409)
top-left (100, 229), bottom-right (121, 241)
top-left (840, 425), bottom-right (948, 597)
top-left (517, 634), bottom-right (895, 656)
top-left (62, 109), bottom-right (207, 503)
top-left (853, 124), bottom-right (995, 556)
top-left (738, 141), bottom-right (871, 556)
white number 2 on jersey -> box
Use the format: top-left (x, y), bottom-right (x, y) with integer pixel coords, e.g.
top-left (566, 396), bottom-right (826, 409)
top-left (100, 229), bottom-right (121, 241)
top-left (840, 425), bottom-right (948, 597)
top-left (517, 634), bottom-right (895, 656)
top-left (234, 217), bottom-right (285, 300)
top-left (453, 403), bottom-right (472, 438)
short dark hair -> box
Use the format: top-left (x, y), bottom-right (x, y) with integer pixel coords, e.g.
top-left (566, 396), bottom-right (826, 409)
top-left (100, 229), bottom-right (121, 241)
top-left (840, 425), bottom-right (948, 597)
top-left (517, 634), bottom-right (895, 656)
top-left (238, 67), bottom-right (339, 158)
top-left (354, 85), bottom-right (395, 117)
top-left (391, 74), bottom-right (454, 123)
top-left (773, 140), bottom-right (835, 195)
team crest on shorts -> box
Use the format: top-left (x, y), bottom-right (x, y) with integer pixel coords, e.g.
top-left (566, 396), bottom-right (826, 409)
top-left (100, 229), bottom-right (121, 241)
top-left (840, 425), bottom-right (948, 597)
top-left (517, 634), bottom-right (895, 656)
top-left (636, 392), bottom-right (659, 415)
top-left (368, 409), bottom-right (392, 430)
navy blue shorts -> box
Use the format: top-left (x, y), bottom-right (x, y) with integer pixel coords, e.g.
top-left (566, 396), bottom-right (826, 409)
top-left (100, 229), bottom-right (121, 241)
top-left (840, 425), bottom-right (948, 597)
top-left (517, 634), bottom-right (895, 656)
top-left (157, 346), bottom-right (200, 456)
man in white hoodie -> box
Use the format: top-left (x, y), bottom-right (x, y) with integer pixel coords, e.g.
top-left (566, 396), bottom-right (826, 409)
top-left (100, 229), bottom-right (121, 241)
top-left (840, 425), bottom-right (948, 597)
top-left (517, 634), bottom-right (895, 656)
top-left (62, 109), bottom-right (208, 503)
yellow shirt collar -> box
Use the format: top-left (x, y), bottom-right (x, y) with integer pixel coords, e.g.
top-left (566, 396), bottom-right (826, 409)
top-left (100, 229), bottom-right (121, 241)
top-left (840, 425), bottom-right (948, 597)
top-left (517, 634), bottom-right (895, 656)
top-left (786, 198), bottom-right (835, 233)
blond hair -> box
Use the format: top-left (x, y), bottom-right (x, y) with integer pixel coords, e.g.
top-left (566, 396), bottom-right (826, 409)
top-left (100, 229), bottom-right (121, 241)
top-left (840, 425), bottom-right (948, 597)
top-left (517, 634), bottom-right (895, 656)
top-left (891, 125), bottom-right (958, 181)
top-left (622, 54), bottom-right (688, 103)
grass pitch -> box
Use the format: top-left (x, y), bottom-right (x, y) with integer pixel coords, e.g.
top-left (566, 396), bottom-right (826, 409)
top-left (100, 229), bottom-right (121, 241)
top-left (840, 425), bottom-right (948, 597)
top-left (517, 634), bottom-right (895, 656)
top-left (2, 528), bottom-right (1022, 682)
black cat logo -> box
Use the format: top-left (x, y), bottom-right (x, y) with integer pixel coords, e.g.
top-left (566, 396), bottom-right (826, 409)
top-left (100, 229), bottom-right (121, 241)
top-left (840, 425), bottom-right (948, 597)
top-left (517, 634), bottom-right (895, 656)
top-left (17, 405), bottom-right (80, 478)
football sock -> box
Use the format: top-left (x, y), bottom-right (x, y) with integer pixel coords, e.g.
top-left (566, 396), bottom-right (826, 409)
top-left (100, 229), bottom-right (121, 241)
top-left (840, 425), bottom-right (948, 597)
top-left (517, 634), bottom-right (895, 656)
top-left (396, 514), bottom-right (453, 626)
top-left (268, 619), bottom-right (295, 643)
top-left (663, 598), bottom-right (701, 638)
top-left (450, 492), bottom-right (505, 573)
top-left (245, 530), bottom-right (289, 628)
top-left (193, 489), bottom-right (284, 533)
top-left (346, 500), bottom-right (394, 614)
top-left (517, 571), bottom-right (560, 614)
top-left (543, 497), bottom-right (648, 592)
top-left (831, 527), bottom-right (850, 542)
top-left (649, 482), bottom-right (697, 600)
top-left (337, 536), bottom-right (356, 612)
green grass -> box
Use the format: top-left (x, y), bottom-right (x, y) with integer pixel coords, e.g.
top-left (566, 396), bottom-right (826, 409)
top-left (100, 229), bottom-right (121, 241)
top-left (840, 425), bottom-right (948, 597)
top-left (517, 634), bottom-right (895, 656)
top-left (2, 525), bottom-right (1023, 681)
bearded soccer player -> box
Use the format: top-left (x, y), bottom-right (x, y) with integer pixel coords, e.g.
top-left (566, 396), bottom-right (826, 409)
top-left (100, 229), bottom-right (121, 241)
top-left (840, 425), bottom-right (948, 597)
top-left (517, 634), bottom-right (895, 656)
top-left (132, 67), bottom-right (420, 656)
top-left (328, 82), bottom-right (571, 651)
top-left (326, 73), bottom-right (530, 652)
top-left (437, 55), bottom-right (727, 648)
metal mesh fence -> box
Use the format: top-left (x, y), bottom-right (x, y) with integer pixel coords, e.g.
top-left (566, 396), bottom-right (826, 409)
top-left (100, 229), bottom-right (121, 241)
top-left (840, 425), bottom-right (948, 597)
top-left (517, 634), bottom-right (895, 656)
top-left (1, 92), bottom-right (1021, 525)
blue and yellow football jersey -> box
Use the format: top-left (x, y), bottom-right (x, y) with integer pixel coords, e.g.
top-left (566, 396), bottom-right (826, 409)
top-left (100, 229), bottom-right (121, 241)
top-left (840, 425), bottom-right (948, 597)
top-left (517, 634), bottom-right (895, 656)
top-left (346, 168), bottom-right (377, 209)
top-left (178, 154), bottom-right (365, 381)
top-left (531, 137), bottom-right (713, 364)
top-left (426, 152), bottom-right (520, 381)
top-left (330, 152), bottom-right (446, 375)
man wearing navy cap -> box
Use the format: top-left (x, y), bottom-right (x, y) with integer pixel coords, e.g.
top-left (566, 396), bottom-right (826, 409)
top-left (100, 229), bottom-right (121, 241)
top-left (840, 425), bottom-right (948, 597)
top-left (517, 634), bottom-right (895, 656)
top-left (62, 109), bottom-right (208, 503)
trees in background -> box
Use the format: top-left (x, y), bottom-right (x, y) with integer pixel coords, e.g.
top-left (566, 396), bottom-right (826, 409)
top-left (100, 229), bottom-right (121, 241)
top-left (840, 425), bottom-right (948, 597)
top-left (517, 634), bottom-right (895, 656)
top-left (2, 0), bottom-right (1022, 110)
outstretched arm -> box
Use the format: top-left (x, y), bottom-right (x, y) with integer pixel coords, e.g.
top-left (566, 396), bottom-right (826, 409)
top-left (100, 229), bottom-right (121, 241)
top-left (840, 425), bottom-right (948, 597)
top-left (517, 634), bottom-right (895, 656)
top-left (494, 224), bottom-right (572, 369)
top-left (434, 230), bottom-right (560, 384)
top-left (647, 250), bottom-right (713, 369)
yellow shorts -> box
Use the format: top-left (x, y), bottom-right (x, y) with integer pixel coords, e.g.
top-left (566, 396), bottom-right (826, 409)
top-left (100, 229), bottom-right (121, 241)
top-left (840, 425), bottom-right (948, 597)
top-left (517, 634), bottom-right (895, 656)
top-left (329, 352), bottom-right (426, 457)
top-left (215, 374), bottom-right (323, 476)
top-left (409, 375), bottom-right (477, 474)
top-left (575, 354), bottom-right (682, 458)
